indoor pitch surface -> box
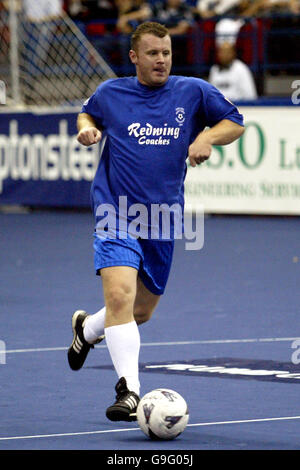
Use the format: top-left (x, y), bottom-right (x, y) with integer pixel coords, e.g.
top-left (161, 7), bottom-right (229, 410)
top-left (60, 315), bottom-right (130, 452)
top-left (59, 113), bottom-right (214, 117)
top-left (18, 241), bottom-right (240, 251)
top-left (1, 210), bottom-right (300, 450)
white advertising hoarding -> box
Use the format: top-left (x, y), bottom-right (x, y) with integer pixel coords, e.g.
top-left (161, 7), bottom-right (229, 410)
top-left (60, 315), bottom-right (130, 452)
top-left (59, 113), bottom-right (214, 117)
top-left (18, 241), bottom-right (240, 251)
top-left (185, 106), bottom-right (300, 214)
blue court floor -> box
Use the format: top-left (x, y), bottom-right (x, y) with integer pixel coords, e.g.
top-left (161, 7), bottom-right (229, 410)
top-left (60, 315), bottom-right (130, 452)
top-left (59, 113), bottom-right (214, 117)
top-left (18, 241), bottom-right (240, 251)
top-left (0, 210), bottom-right (300, 452)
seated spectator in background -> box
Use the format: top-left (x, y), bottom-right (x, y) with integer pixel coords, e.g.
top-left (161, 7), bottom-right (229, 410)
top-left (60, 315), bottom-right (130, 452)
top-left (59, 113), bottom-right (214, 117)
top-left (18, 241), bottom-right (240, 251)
top-left (240, 0), bottom-right (300, 15)
top-left (92, 0), bottom-right (119, 19)
top-left (149, 0), bottom-right (195, 68)
top-left (234, 0), bottom-right (260, 16)
top-left (150, 0), bottom-right (194, 35)
top-left (21, 0), bottom-right (65, 93)
top-left (66, 0), bottom-right (88, 19)
top-left (252, 0), bottom-right (300, 74)
top-left (67, 0), bottom-right (119, 22)
top-left (214, 17), bottom-right (245, 44)
top-left (24, 0), bottom-right (64, 21)
top-left (115, 0), bottom-right (151, 34)
top-left (196, 0), bottom-right (243, 18)
top-left (209, 41), bottom-right (258, 101)
top-left (290, 0), bottom-right (300, 14)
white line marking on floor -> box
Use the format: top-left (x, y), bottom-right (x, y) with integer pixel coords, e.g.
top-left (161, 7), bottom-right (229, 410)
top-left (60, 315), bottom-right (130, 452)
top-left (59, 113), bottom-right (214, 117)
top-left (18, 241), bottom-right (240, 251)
top-left (4, 337), bottom-right (300, 354)
top-left (1, 415), bottom-right (300, 441)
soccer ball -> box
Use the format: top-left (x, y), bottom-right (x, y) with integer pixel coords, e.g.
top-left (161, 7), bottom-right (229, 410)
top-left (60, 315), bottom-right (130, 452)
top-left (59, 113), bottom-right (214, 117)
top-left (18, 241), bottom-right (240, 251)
top-left (137, 388), bottom-right (189, 440)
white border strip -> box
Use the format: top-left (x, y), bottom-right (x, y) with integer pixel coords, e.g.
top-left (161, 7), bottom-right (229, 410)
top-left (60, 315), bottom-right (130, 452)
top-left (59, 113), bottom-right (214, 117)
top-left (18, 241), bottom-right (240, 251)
top-left (1, 416), bottom-right (300, 441)
top-left (4, 337), bottom-right (300, 354)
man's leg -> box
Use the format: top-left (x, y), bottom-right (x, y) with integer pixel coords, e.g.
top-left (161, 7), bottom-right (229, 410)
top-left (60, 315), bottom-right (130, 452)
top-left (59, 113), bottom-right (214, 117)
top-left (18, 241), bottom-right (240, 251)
top-left (67, 265), bottom-right (137, 373)
top-left (133, 277), bottom-right (161, 325)
top-left (102, 266), bottom-right (137, 327)
top-left (102, 265), bottom-right (140, 421)
top-left (102, 269), bottom-right (160, 389)
top-left (103, 267), bottom-right (162, 422)
top-left (68, 274), bottom-right (160, 373)
top-left (102, 265), bottom-right (140, 394)
top-left (82, 276), bottom-right (160, 341)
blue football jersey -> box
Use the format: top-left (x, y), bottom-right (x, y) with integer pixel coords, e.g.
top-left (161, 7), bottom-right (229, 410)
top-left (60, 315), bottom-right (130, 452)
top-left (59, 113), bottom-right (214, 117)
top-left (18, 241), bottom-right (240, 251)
top-left (81, 75), bottom-right (243, 239)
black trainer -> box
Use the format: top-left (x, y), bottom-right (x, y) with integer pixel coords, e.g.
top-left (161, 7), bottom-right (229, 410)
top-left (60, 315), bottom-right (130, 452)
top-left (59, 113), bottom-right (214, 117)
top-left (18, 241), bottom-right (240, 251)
top-left (67, 310), bottom-right (104, 371)
top-left (106, 377), bottom-right (140, 422)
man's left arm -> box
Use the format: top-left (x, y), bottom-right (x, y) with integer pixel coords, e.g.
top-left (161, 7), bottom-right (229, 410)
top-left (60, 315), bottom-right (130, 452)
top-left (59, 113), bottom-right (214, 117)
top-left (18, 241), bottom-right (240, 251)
top-left (188, 119), bottom-right (244, 167)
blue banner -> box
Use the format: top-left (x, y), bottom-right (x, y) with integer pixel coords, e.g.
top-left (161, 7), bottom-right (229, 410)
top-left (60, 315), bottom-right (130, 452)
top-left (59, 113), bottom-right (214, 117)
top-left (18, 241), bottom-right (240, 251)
top-left (0, 111), bottom-right (99, 207)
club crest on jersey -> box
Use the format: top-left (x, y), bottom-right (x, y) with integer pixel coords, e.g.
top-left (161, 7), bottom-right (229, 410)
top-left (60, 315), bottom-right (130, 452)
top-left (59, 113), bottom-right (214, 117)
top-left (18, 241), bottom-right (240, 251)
top-left (175, 107), bottom-right (185, 126)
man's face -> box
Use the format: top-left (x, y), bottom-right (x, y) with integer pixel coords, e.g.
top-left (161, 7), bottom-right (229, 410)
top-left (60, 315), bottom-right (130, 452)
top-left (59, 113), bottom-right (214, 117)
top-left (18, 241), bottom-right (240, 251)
top-left (217, 43), bottom-right (236, 67)
top-left (129, 33), bottom-right (172, 87)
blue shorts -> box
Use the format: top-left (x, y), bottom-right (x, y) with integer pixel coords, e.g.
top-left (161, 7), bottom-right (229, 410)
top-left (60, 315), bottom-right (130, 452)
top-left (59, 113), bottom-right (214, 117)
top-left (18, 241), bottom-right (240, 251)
top-left (93, 234), bottom-right (174, 295)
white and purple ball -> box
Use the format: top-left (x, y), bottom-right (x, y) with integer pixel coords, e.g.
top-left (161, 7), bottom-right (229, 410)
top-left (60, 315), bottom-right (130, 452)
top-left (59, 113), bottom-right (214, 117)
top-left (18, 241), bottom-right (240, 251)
top-left (137, 388), bottom-right (189, 440)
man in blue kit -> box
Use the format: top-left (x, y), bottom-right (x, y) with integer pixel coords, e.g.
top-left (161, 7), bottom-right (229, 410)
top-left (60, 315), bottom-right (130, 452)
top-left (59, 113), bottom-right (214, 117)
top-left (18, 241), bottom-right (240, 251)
top-left (68, 22), bottom-right (244, 422)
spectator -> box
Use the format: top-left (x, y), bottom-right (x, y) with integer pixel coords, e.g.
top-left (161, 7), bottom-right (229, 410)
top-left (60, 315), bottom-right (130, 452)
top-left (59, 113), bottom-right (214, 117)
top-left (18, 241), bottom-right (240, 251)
top-left (66, 1), bottom-right (96, 20)
top-left (149, 0), bottom-right (195, 69)
top-left (214, 17), bottom-right (245, 45)
top-left (91, 0), bottom-right (119, 19)
top-left (240, 0), bottom-right (300, 16)
top-left (115, 0), bottom-right (152, 34)
top-left (290, 0), bottom-right (300, 14)
top-left (20, 0), bottom-right (66, 102)
top-left (196, 0), bottom-right (243, 18)
top-left (23, 0), bottom-right (64, 21)
top-left (208, 41), bottom-right (258, 101)
top-left (66, 1), bottom-right (119, 22)
top-left (66, 0), bottom-right (87, 19)
top-left (150, 0), bottom-right (195, 36)
top-left (256, 0), bottom-right (300, 74)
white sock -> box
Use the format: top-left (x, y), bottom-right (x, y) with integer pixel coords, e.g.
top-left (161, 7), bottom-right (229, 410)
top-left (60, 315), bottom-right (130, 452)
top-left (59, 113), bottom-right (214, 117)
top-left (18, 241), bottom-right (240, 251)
top-left (105, 321), bottom-right (140, 396)
top-left (83, 307), bottom-right (106, 344)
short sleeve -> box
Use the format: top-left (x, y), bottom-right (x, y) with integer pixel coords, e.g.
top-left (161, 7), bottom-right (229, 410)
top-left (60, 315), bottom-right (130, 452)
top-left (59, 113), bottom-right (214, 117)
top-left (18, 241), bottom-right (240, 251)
top-left (80, 85), bottom-right (105, 127)
top-left (203, 82), bottom-right (244, 128)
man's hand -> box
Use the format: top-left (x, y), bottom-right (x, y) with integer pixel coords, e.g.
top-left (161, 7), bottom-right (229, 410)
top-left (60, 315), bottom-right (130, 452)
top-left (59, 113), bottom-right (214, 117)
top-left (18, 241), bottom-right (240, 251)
top-left (188, 137), bottom-right (212, 167)
top-left (77, 127), bottom-right (102, 146)
top-left (188, 119), bottom-right (244, 167)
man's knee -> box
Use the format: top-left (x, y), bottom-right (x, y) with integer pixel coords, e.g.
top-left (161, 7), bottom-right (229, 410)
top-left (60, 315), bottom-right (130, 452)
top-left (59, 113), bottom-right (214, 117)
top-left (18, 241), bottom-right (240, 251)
top-left (134, 305), bottom-right (154, 325)
top-left (105, 283), bottom-right (135, 315)
top-left (101, 267), bottom-right (137, 313)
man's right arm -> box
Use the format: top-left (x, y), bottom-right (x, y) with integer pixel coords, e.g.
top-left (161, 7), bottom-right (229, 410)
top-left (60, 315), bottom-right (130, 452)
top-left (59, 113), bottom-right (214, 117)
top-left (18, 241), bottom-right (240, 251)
top-left (77, 112), bottom-right (102, 146)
